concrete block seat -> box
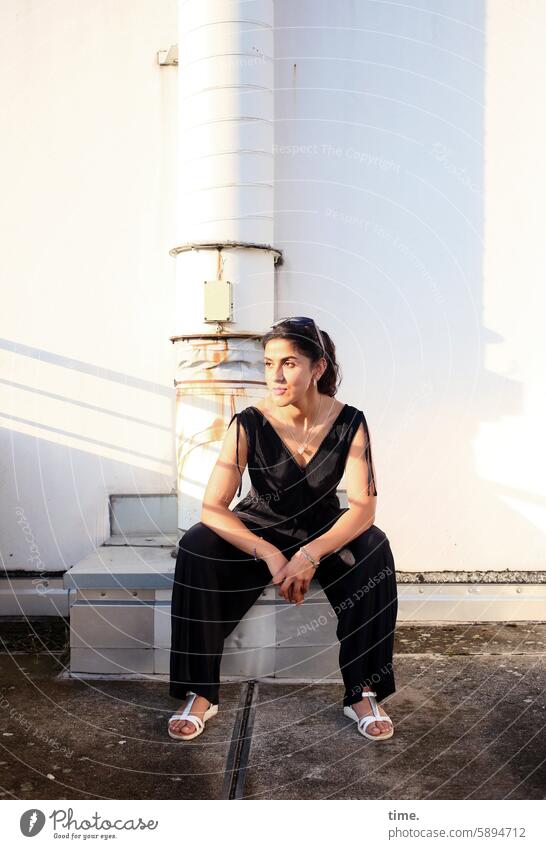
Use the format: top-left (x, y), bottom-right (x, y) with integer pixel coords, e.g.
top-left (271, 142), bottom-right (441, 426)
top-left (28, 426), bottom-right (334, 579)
top-left (63, 529), bottom-right (340, 680)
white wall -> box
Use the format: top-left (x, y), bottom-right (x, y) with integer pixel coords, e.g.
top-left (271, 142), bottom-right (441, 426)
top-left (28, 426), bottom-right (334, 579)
top-left (272, 0), bottom-right (544, 573)
top-left (0, 0), bottom-right (178, 571)
top-left (1, 0), bottom-right (543, 574)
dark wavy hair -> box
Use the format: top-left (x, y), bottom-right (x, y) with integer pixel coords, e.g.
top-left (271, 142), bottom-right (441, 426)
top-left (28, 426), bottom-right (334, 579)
top-left (261, 319), bottom-right (342, 397)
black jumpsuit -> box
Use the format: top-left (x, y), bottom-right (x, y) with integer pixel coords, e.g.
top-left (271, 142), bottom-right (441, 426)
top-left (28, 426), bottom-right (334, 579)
top-left (169, 403), bottom-right (398, 708)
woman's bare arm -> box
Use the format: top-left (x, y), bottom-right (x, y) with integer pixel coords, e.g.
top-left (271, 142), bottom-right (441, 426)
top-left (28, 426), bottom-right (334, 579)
top-left (199, 415), bottom-right (286, 571)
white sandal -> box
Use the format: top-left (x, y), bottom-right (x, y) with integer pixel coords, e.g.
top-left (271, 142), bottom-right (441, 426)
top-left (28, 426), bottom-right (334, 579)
top-left (343, 690), bottom-right (394, 740)
top-left (168, 691), bottom-right (218, 741)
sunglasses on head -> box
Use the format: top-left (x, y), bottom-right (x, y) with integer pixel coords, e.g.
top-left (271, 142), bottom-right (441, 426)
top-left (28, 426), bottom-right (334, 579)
top-left (270, 316), bottom-right (326, 357)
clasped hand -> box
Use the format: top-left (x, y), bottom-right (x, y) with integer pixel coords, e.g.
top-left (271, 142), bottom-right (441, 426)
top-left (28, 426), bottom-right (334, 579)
top-left (271, 548), bottom-right (319, 605)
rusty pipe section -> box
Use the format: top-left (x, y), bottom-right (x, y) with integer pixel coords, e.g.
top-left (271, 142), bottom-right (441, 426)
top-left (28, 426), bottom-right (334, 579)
top-left (174, 337), bottom-right (265, 530)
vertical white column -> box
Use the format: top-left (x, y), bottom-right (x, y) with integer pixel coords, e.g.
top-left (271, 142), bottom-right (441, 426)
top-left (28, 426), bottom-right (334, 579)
top-left (172, 0), bottom-right (277, 529)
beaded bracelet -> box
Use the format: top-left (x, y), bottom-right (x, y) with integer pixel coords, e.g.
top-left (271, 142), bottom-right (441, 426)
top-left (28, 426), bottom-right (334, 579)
top-left (299, 545), bottom-right (320, 569)
top-left (253, 536), bottom-right (263, 562)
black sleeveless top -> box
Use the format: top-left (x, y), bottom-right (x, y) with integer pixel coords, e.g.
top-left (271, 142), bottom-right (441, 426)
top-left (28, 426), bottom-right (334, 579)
top-left (227, 403), bottom-right (377, 539)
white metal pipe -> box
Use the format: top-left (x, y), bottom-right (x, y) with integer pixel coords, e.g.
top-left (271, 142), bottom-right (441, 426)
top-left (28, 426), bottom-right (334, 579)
top-left (177, 0), bottom-right (274, 245)
top-left (173, 0), bottom-right (276, 529)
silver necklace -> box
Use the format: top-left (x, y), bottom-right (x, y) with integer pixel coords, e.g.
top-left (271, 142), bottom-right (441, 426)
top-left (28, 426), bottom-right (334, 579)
top-left (283, 395), bottom-right (324, 455)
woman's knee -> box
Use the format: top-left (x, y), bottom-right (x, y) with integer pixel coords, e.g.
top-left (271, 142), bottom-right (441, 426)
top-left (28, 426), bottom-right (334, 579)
top-left (350, 524), bottom-right (393, 572)
top-left (355, 524), bottom-right (388, 550)
top-left (177, 521), bottom-right (226, 560)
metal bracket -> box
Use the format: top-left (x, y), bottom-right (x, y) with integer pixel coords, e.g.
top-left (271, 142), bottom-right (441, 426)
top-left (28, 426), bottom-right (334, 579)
top-left (169, 241), bottom-right (283, 265)
top-left (157, 45), bottom-right (178, 66)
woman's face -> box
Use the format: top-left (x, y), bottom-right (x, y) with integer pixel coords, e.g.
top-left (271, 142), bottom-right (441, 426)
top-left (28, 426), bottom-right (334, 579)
top-left (263, 338), bottom-right (322, 404)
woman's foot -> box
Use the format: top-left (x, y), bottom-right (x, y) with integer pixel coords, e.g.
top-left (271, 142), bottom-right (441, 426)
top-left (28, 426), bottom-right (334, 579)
top-left (169, 694), bottom-right (212, 736)
top-left (351, 687), bottom-right (393, 736)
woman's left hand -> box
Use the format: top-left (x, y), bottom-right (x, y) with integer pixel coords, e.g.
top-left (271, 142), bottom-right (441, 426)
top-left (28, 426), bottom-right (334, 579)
top-left (272, 547), bottom-right (320, 605)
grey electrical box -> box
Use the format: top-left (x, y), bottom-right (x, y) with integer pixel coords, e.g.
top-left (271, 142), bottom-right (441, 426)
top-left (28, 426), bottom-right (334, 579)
top-left (204, 280), bottom-right (232, 322)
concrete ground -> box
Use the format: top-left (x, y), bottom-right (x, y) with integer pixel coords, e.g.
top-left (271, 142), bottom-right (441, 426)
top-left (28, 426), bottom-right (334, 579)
top-left (0, 620), bottom-right (544, 800)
